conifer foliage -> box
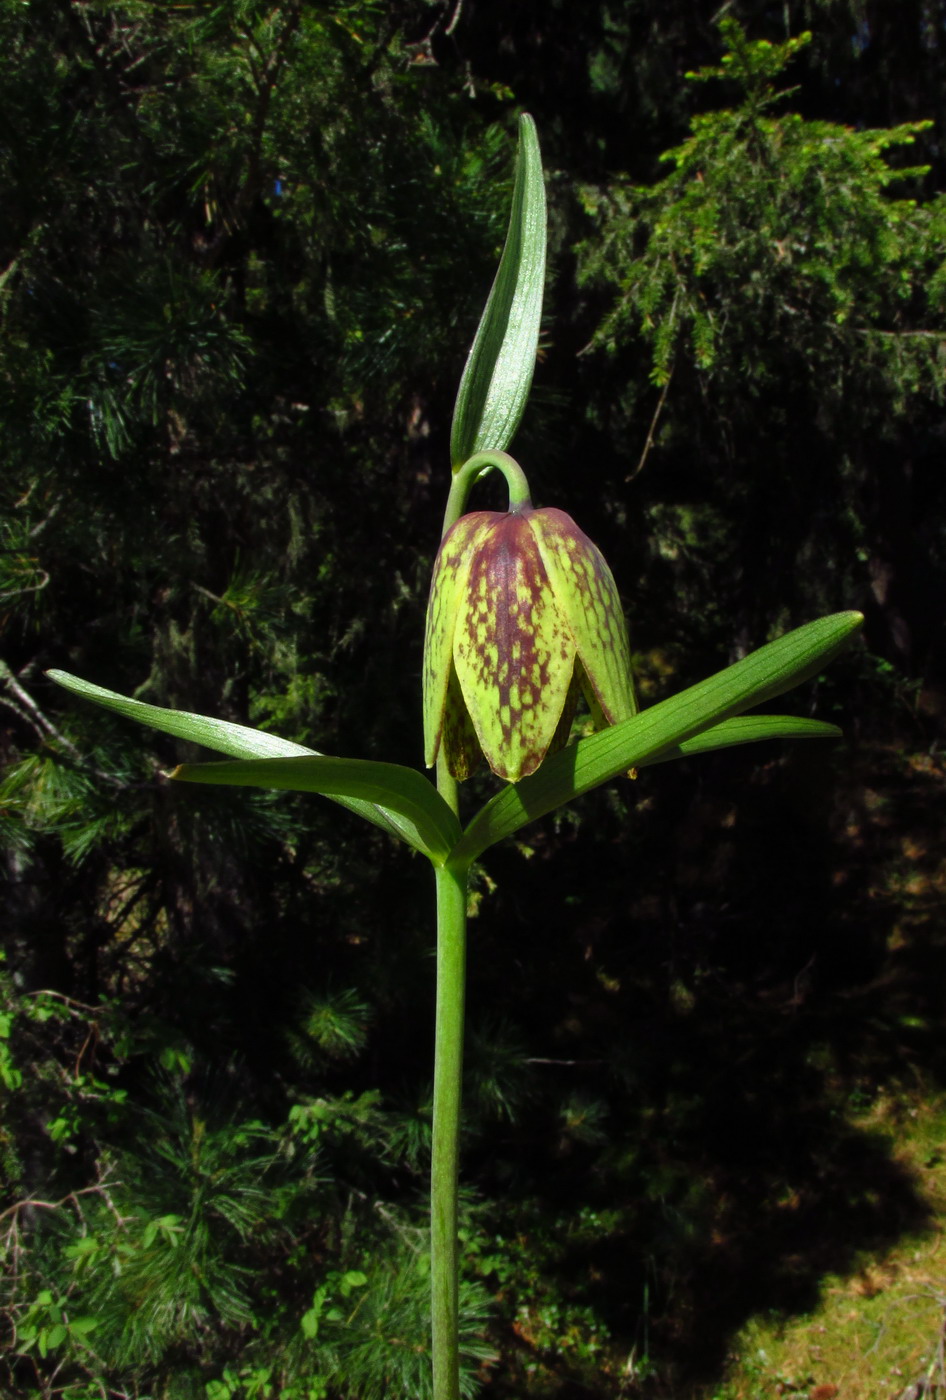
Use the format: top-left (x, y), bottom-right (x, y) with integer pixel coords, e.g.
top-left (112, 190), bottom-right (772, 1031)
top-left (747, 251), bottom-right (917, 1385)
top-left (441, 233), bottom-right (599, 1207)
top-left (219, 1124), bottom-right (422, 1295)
top-left (1, 3), bottom-right (509, 1396)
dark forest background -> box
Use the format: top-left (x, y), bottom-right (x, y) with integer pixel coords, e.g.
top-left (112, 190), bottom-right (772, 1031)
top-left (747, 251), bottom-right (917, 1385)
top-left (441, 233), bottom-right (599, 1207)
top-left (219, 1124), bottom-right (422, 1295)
top-left (2, 3), bottom-right (946, 1398)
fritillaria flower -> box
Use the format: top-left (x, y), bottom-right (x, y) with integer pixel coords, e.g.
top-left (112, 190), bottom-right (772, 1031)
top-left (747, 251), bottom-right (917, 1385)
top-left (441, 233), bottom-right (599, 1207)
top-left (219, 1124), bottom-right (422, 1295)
top-left (423, 503), bottom-right (636, 782)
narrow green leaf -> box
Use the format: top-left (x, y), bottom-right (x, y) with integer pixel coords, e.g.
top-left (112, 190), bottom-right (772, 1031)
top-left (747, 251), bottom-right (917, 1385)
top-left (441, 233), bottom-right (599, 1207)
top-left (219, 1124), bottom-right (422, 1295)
top-left (46, 670), bottom-right (453, 861)
top-left (452, 612), bottom-right (862, 864)
top-left (48, 670), bottom-right (324, 759)
top-left (450, 113), bottom-right (547, 469)
top-left (638, 714), bottom-right (842, 765)
top-left (172, 755), bottom-right (461, 866)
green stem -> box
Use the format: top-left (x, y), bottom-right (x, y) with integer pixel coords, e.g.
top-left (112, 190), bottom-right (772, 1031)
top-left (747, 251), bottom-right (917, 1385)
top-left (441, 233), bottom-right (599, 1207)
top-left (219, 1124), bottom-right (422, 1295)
top-left (431, 642), bottom-right (465, 1399)
top-left (430, 448), bottom-right (530, 1397)
top-left (430, 854), bottom-right (469, 1400)
top-left (442, 450), bottom-right (533, 535)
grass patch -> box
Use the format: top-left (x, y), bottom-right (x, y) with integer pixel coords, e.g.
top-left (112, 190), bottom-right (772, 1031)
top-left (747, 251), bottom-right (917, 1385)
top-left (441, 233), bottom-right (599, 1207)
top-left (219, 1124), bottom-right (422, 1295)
top-left (707, 1090), bottom-right (946, 1400)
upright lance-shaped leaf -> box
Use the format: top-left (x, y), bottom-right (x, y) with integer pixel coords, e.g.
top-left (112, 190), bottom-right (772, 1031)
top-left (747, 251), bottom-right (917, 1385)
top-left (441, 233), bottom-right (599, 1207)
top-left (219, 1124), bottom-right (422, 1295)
top-left (450, 113), bottom-right (547, 469)
top-left (451, 612), bottom-right (862, 864)
top-left (46, 670), bottom-right (459, 863)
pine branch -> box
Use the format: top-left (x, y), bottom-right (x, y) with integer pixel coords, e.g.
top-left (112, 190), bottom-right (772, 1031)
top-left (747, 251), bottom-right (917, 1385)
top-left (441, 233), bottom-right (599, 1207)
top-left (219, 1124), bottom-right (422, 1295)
top-left (1, 662), bottom-right (129, 788)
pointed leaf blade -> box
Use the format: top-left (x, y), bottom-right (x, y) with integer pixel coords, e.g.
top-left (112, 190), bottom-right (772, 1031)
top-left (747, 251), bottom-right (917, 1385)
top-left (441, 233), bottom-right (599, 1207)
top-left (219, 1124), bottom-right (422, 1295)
top-left (452, 612), bottom-right (862, 863)
top-left (638, 714), bottom-right (842, 765)
top-left (47, 670), bottom-right (447, 858)
top-left (450, 113), bottom-right (547, 469)
top-left (172, 756), bottom-right (461, 865)
top-left (48, 670), bottom-right (319, 759)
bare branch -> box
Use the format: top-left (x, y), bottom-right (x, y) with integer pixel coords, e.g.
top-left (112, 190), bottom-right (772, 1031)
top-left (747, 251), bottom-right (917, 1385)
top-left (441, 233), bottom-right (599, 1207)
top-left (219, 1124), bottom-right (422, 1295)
top-left (628, 367), bottom-right (674, 483)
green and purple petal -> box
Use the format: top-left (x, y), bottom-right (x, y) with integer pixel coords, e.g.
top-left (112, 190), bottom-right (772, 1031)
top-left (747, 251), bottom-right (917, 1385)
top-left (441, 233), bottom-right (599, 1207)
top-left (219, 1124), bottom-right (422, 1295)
top-left (423, 513), bottom-right (489, 769)
top-left (452, 512), bottom-right (576, 782)
top-left (528, 507), bottom-right (637, 727)
top-left (422, 499), bottom-right (636, 784)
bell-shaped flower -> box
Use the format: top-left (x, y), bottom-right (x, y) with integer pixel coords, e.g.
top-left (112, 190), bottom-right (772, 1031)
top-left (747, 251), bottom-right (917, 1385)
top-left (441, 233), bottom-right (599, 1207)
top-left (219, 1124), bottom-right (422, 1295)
top-left (423, 504), bottom-right (636, 782)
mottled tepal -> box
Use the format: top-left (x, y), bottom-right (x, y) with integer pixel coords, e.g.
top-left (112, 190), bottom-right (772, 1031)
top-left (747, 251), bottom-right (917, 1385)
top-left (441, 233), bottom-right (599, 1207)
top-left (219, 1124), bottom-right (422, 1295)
top-left (423, 504), bottom-right (637, 782)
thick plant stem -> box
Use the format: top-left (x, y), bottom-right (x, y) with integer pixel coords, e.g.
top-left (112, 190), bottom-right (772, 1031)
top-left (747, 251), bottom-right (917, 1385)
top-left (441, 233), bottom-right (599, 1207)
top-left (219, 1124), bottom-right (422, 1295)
top-left (431, 855), bottom-right (469, 1400)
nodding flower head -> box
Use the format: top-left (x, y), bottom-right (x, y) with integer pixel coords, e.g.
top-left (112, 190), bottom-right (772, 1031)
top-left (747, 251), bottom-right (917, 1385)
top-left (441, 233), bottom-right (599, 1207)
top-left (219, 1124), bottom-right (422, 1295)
top-left (423, 502), bottom-right (636, 783)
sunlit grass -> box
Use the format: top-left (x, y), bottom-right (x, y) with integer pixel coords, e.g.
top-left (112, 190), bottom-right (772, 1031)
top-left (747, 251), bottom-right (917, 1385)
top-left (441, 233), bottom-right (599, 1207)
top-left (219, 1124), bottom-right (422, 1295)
top-left (708, 1090), bottom-right (946, 1400)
